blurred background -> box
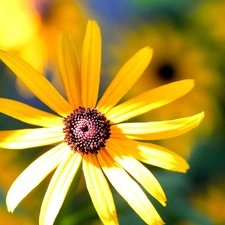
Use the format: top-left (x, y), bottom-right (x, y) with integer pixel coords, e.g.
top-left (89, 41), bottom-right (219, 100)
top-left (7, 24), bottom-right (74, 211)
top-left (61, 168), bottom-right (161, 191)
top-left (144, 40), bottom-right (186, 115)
top-left (0, 0), bottom-right (225, 224)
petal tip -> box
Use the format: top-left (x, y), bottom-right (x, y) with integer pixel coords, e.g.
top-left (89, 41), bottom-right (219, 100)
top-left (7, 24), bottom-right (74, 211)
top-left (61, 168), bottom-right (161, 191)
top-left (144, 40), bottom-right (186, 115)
top-left (195, 111), bottom-right (205, 125)
top-left (87, 19), bottom-right (100, 29)
top-left (182, 79), bottom-right (195, 89)
top-left (199, 111), bottom-right (205, 119)
top-left (6, 203), bottom-right (15, 213)
top-left (140, 46), bottom-right (153, 58)
top-left (159, 199), bottom-right (167, 207)
top-left (6, 194), bottom-right (16, 213)
top-left (183, 163), bottom-right (190, 173)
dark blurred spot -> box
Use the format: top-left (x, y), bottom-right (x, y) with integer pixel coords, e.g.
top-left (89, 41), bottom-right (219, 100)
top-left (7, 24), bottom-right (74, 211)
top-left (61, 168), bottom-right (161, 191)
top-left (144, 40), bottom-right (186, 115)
top-left (33, 0), bottom-right (53, 19)
top-left (157, 63), bottom-right (176, 81)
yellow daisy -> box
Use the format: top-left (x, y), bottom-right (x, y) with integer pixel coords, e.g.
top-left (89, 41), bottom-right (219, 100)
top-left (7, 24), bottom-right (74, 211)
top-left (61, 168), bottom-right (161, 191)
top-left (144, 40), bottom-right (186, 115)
top-left (0, 0), bottom-right (87, 98)
top-left (193, 0), bottom-right (225, 46)
top-left (192, 181), bottom-right (225, 225)
top-left (109, 24), bottom-right (219, 157)
top-left (0, 20), bottom-right (204, 225)
top-left (0, 205), bottom-right (35, 225)
top-left (0, 0), bottom-right (87, 71)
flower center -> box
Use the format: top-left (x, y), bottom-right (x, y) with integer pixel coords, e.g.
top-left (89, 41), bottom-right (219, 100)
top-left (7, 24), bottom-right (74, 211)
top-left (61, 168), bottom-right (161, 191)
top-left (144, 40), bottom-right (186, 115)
top-left (63, 106), bottom-right (111, 154)
top-left (157, 62), bottom-right (176, 82)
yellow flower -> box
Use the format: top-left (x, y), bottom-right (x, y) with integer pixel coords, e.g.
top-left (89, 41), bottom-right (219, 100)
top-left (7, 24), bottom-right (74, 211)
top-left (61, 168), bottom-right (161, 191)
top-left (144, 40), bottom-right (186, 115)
top-left (0, 0), bottom-right (87, 98)
top-left (110, 24), bottom-right (219, 158)
top-left (0, 205), bottom-right (35, 225)
top-left (0, 0), bottom-right (87, 71)
top-left (193, 0), bottom-right (225, 46)
top-left (0, 20), bottom-right (204, 225)
top-left (192, 181), bottom-right (225, 225)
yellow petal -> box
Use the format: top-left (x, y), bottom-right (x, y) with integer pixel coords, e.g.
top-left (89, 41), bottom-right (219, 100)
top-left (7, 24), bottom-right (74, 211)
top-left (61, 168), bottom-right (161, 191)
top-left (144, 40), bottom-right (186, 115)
top-left (0, 127), bottom-right (63, 149)
top-left (106, 147), bottom-right (166, 206)
top-left (81, 20), bottom-right (101, 107)
top-left (6, 143), bottom-right (68, 212)
top-left (97, 47), bottom-right (153, 114)
top-left (98, 149), bottom-right (164, 225)
top-left (40, 152), bottom-right (82, 225)
top-left (0, 98), bottom-right (62, 127)
top-left (112, 112), bottom-right (204, 140)
top-left (108, 138), bottom-right (189, 173)
top-left (58, 33), bottom-right (81, 108)
top-left (0, 50), bottom-right (72, 117)
top-left (83, 154), bottom-right (119, 225)
top-left (107, 79), bottom-right (195, 123)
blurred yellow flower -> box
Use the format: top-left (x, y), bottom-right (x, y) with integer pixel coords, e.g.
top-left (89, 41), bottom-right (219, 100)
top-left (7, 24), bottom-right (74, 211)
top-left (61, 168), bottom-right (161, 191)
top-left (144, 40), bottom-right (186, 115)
top-left (192, 181), bottom-right (225, 225)
top-left (0, 0), bottom-right (38, 50)
top-left (0, 149), bottom-right (41, 218)
top-left (194, 0), bottom-right (225, 46)
top-left (0, 0), bottom-right (87, 97)
top-left (0, 149), bottom-right (21, 189)
top-left (111, 24), bottom-right (220, 157)
top-left (0, 20), bottom-right (204, 225)
top-left (0, 205), bottom-right (35, 225)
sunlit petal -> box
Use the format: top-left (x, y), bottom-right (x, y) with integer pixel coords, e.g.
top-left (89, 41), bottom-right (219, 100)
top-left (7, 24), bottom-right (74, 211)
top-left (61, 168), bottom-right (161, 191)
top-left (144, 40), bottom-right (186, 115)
top-left (107, 79), bottom-right (195, 123)
top-left (40, 152), bottom-right (82, 225)
top-left (81, 20), bottom-right (101, 107)
top-left (98, 149), bottom-right (164, 225)
top-left (58, 33), bottom-right (81, 108)
top-left (108, 138), bottom-right (189, 172)
top-left (0, 50), bottom-right (72, 117)
top-left (98, 47), bottom-right (152, 114)
top-left (83, 154), bottom-right (119, 225)
top-left (112, 112), bottom-right (204, 140)
top-left (0, 98), bottom-right (62, 127)
top-left (0, 18), bottom-right (205, 225)
top-left (6, 143), bottom-right (68, 212)
top-left (0, 127), bottom-right (63, 149)
top-left (107, 147), bottom-right (166, 206)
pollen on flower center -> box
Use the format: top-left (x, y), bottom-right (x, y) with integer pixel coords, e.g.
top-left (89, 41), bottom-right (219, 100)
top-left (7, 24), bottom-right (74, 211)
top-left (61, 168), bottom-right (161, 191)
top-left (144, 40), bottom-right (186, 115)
top-left (63, 106), bottom-right (111, 154)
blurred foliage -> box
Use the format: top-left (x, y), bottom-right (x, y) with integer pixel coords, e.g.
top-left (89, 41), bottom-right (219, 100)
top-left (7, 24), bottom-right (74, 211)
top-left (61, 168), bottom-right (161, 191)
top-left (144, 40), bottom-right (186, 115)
top-left (0, 0), bottom-right (225, 225)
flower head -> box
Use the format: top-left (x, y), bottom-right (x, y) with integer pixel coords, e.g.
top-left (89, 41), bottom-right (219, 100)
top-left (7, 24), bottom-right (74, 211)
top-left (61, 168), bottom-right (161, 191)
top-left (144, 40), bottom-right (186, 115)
top-left (0, 0), bottom-right (87, 98)
top-left (0, 20), bottom-right (204, 225)
top-left (110, 23), bottom-right (219, 157)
